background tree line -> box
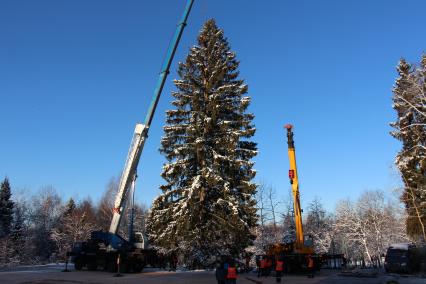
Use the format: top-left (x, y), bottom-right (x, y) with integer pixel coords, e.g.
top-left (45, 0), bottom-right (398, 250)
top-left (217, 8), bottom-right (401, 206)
top-left (0, 177), bottom-right (147, 267)
top-left (0, 176), bottom-right (407, 268)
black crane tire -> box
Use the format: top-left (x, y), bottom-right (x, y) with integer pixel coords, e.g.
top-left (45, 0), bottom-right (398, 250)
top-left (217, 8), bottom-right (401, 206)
top-left (107, 261), bottom-right (117, 273)
top-left (133, 262), bottom-right (145, 273)
top-left (74, 259), bottom-right (83, 271)
top-left (87, 261), bottom-right (97, 271)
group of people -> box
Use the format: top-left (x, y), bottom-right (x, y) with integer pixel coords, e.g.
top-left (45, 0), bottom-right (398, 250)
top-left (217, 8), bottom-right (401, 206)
top-left (215, 254), bottom-right (316, 283)
top-left (257, 254), bottom-right (316, 282)
top-left (155, 253), bottom-right (178, 271)
top-left (215, 259), bottom-right (237, 284)
top-left (257, 255), bottom-right (285, 282)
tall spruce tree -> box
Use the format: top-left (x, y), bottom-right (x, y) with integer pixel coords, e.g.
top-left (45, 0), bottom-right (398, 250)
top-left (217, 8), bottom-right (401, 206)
top-left (147, 19), bottom-right (257, 265)
top-left (0, 177), bottom-right (14, 237)
top-left (391, 57), bottom-right (426, 241)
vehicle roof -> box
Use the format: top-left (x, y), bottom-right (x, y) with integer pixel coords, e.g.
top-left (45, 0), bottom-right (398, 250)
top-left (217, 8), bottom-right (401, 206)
top-left (388, 243), bottom-right (415, 250)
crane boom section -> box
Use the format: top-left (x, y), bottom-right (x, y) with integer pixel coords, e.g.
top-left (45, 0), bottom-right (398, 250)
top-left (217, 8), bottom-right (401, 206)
top-left (109, 124), bottom-right (147, 234)
top-left (144, 0), bottom-right (195, 127)
top-left (285, 125), bottom-right (305, 250)
top-left (108, 0), bottom-right (195, 235)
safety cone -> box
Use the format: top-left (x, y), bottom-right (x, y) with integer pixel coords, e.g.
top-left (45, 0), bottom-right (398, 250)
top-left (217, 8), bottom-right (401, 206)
top-left (113, 254), bottom-right (123, 277)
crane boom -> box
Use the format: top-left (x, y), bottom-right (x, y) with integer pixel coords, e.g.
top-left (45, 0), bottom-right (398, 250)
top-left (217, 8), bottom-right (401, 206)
top-left (284, 124), bottom-right (304, 250)
top-left (144, 0), bottom-right (195, 127)
top-left (109, 124), bottom-right (146, 234)
top-left (109, 0), bottom-right (195, 235)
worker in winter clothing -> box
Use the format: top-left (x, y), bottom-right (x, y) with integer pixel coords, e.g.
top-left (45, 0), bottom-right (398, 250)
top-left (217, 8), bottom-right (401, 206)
top-left (226, 261), bottom-right (237, 284)
top-left (256, 257), bottom-right (261, 277)
top-left (258, 256), bottom-right (266, 277)
top-left (275, 258), bottom-right (284, 283)
top-left (215, 262), bottom-right (227, 284)
top-left (266, 257), bottom-right (273, 276)
top-left (307, 255), bottom-right (315, 278)
top-left (245, 256), bottom-right (251, 273)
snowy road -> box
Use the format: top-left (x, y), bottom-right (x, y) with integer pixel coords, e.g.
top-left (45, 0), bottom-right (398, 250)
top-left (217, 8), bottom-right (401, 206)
top-left (0, 266), bottom-right (424, 284)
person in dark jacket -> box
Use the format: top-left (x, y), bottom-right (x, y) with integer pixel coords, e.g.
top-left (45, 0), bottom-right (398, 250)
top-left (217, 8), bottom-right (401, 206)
top-left (215, 262), bottom-right (227, 284)
top-left (256, 257), bottom-right (261, 278)
top-left (266, 257), bottom-right (273, 276)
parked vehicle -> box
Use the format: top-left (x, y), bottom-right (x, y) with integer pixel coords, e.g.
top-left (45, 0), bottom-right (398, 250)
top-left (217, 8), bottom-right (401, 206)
top-left (385, 243), bottom-right (426, 274)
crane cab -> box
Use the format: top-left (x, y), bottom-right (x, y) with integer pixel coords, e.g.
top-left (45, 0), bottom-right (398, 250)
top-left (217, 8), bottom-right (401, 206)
top-left (133, 232), bottom-right (149, 250)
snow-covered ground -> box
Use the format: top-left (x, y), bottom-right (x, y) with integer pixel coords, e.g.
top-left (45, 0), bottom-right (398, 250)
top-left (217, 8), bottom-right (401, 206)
top-left (0, 263), bottom-right (70, 273)
top-left (0, 266), bottom-right (425, 284)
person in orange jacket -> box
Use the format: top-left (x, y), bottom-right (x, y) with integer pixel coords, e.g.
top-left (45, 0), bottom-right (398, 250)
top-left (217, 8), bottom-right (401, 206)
top-left (258, 256), bottom-right (266, 278)
top-left (226, 260), bottom-right (237, 284)
top-left (307, 254), bottom-right (315, 278)
top-left (275, 258), bottom-right (284, 283)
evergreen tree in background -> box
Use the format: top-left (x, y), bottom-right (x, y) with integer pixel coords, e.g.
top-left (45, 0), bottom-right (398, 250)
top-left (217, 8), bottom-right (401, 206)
top-left (304, 198), bottom-right (334, 254)
top-left (11, 205), bottom-right (26, 263)
top-left (391, 56), bottom-right (426, 241)
top-left (0, 177), bottom-right (14, 237)
top-left (63, 198), bottom-right (76, 217)
top-left (51, 197), bottom-right (96, 260)
top-left (147, 19), bottom-right (257, 266)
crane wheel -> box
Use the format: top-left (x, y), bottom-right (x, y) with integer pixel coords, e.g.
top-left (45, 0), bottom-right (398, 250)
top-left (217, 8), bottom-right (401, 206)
top-left (133, 262), bottom-right (145, 273)
top-left (74, 259), bottom-right (83, 271)
top-left (107, 261), bottom-right (117, 273)
top-left (87, 262), bottom-right (97, 271)
top-left (119, 263), bottom-right (130, 273)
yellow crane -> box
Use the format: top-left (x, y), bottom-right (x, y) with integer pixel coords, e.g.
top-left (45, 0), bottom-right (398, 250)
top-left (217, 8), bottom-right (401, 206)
top-left (266, 124), bottom-right (315, 272)
top-left (284, 124), bottom-right (313, 255)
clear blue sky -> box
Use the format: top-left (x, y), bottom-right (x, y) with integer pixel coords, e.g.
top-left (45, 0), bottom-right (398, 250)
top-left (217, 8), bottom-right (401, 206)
top-left (1, 0), bottom-right (425, 212)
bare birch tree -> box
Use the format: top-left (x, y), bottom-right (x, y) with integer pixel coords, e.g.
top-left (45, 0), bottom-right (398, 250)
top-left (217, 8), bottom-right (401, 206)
top-left (30, 186), bottom-right (62, 261)
top-left (97, 177), bottom-right (118, 231)
top-left (266, 184), bottom-right (281, 242)
top-left (51, 197), bottom-right (97, 261)
top-left (335, 190), bottom-right (407, 265)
